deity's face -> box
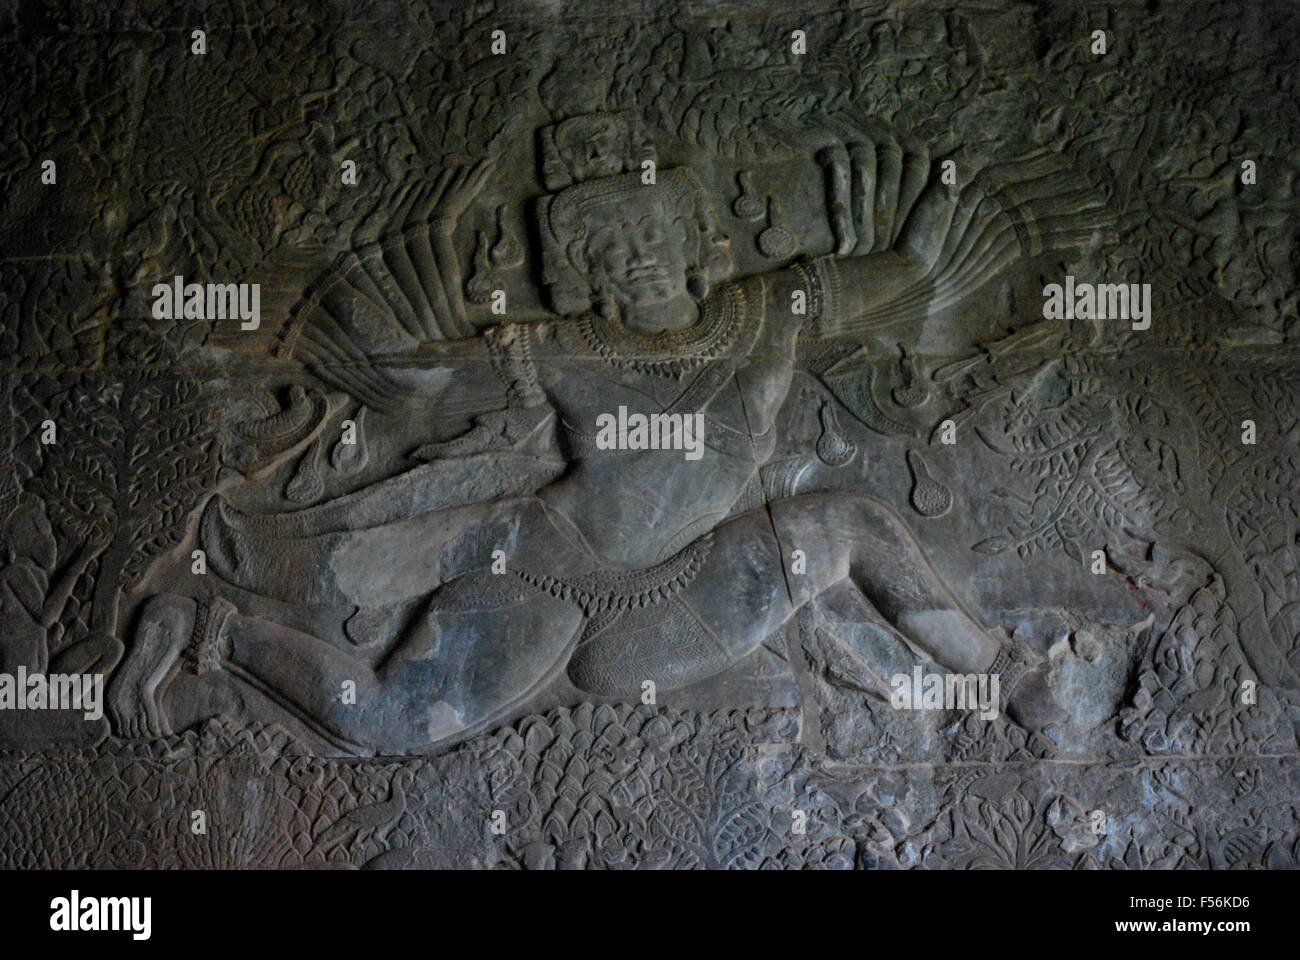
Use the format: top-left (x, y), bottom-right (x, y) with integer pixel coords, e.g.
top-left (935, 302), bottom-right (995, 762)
top-left (581, 198), bottom-right (692, 313)
top-left (555, 115), bottom-right (626, 182)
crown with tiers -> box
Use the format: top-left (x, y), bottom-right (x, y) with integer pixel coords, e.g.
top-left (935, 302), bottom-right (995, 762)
top-left (535, 115), bottom-right (732, 316)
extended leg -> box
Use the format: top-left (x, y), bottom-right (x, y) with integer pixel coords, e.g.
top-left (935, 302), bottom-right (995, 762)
top-left (559, 493), bottom-right (1063, 731)
top-left (116, 572), bottom-right (583, 753)
top-left (767, 493), bottom-right (1065, 729)
top-left (768, 492), bottom-right (1000, 673)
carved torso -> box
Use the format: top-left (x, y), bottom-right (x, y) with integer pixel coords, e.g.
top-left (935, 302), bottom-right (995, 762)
top-left (497, 274), bottom-right (800, 566)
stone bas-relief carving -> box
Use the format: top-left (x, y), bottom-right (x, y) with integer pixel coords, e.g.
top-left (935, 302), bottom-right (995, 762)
top-left (113, 134), bottom-right (1105, 752)
top-left (1, 0), bottom-right (1298, 869)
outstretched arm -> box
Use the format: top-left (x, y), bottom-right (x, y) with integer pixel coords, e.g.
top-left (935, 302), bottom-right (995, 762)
top-left (388, 160), bottom-right (493, 340)
top-left (807, 133), bottom-right (1114, 340)
top-left (279, 161), bottom-right (497, 410)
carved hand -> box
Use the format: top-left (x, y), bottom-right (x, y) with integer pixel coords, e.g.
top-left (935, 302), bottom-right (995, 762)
top-left (406, 158), bottom-right (495, 229)
top-left (809, 133), bottom-right (1116, 338)
top-left (816, 129), bottom-right (931, 261)
top-left (889, 149), bottom-right (1116, 310)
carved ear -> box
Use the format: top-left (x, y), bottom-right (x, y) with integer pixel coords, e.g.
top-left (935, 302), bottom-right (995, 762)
top-left (701, 229), bottom-right (733, 284)
top-left (538, 194), bottom-right (590, 314)
top-left (548, 236), bottom-right (595, 313)
top-left (566, 239), bottom-right (592, 277)
top-left (691, 194), bottom-right (732, 282)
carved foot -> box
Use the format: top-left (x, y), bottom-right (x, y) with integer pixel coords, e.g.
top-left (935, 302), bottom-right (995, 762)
top-left (1004, 661), bottom-right (1069, 736)
top-left (108, 594), bottom-right (196, 739)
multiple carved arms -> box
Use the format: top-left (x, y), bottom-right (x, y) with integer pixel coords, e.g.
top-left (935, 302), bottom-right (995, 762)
top-left (380, 161), bottom-right (494, 341)
top-left (279, 161), bottom-right (496, 411)
top-left (812, 133), bottom-right (1113, 340)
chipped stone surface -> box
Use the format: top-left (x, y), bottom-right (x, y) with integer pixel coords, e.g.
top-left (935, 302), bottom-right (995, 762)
top-left (1, 0), bottom-right (1298, 869)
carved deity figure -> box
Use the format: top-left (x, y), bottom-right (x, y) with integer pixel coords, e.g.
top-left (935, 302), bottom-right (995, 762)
top-left (110, 123), bottom-right (1113, 754)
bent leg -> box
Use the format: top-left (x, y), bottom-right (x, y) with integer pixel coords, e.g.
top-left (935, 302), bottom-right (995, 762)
top-left (564, 493), bottom-right (1002, 695)
top-left (767, 492), bottom-right (1001, 673)
top-left (221, 570), bottom-right (583, 752)
top-left (124, 574), bottom-right (583, 752)
top-left (111, 593), bottom-right (397, 748)
top-left (768, 492), bottom-right (1064, 729)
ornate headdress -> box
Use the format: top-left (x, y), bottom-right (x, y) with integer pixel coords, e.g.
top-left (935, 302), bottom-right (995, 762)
top-left (537, 110), bottom-right (655, 192)
top-left (535, 118), bottom-right (732, 316)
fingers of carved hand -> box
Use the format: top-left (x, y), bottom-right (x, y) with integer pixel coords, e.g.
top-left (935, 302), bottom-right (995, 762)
top-left (409, 169), bottom-right (453, 222)
top-left (894, 142), bottom-right (931, 246)
top-left (845, 141), bottom-right (878, 255)
top-left (381, 181), bottom-right (420, 237)
top-left (468, 157), bottom-right (494, 193)
top-left (818, 132), bottom-right (919, 256)
top-left (872, 135), bottom-right (906, 252)
top-left (354, 201), bottom-right (387, 244)
top-left (453, 158), bottom-right (493, 201)
top-left (391, 179), bottom-right (419, 216)
top-left (963, 152), bottom-right (1088, 221)
top-left (429, 167), bottom-right (455, 199)
top-left (405, 182), bottom-right (439, 227)
top-left (817, 143), bottom-right (855, 256)
top-left (434, 158), bottom-right (493, 218)
top-left (1035, 207), bottom-right (1115, 250)
top-left (951, 159), bottom-right (1114, 264)
top-left (447, 165), bottom-right (472, 197)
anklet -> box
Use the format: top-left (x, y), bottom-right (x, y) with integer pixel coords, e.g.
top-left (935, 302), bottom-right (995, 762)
top-left (988, 642), bottom-right (1035, 694)
top-left (183, 597), bottom-right (236, 675)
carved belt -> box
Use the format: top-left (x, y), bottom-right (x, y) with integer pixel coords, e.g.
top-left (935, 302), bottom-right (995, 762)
top-left (513, 532), bottom-right (713, 615)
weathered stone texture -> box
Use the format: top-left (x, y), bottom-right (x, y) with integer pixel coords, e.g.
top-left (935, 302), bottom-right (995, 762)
top-left (1, 0), bottom-right (1298, 869)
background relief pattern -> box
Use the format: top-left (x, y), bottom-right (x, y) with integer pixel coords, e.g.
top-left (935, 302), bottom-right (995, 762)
top-left (1, 0), bottom-right (1298, 869)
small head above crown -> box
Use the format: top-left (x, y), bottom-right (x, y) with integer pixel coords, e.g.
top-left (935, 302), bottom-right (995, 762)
top-left (538, 110), bottom-right (655, 192)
